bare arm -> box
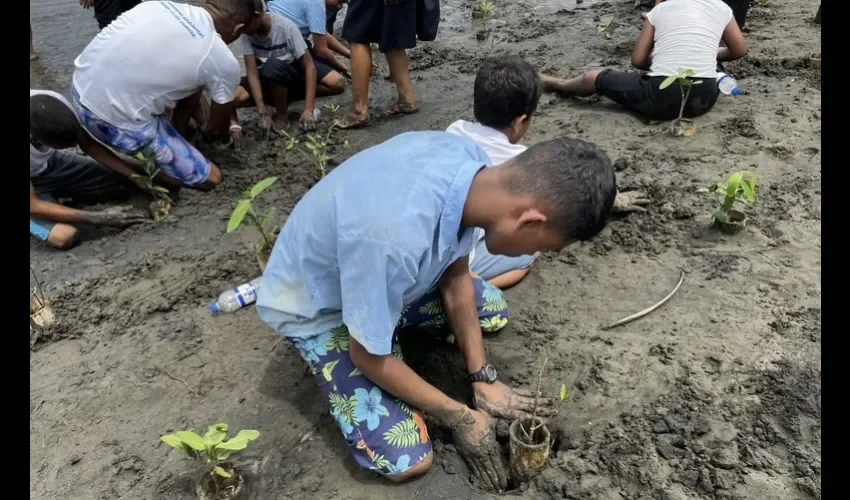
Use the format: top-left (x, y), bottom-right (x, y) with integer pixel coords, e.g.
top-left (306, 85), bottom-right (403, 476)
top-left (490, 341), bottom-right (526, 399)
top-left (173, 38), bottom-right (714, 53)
top-left (312, 34), bottom-right (350, 74)
top-left (631, 20), bottom-right (655, 70)
top-left (300, 51), bottom-right (318, 117)
top-left (439, 257), bottom-right (486, 373)
top-left (718, 19), bottom-right (747, 62)
top-left (325, 33), bottom-right (351, 59)
top-left (207, 100), bottom-right (234, 137)
top-left (30, 182), bottom-right (93, 224)
top-left (78, 133), bottom-right (138, 180)
top-left (244, 55), bottom-right (267, 116)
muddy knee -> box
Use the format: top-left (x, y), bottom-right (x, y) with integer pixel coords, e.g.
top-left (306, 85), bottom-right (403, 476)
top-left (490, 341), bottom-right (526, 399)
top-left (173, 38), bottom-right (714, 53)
top-left (47, 224), bottom-right (79, 250)
top-left (322, 72), bottom-right (346, 94)
top-left (384, 452), bottom-right (434, 483)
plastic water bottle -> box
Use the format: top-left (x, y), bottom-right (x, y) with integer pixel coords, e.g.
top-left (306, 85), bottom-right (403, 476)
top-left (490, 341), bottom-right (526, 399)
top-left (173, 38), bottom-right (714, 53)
top-left (717, 72), bottom-right (742, 96)
top-left (209, 277), bottom-right (262, 315)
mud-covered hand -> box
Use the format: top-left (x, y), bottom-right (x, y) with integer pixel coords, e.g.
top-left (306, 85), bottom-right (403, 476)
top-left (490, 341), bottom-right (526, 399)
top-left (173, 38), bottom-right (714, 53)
top-left (612, 190), bottom-right (650, 213)
top-left (80, 0), bottom-right (94, 8)
top-left (299, 111), bottom-right (317, 132)
top-left (452, 408), bottom-right (507, 492)
top-left (473, 381), bottom-right (556, 421)
top-left (88, 206), bottom-right (150, 227)
top-left (229, 125), bottom-right (244, 150)
top-left (258, 113), bottom-right (274, 139)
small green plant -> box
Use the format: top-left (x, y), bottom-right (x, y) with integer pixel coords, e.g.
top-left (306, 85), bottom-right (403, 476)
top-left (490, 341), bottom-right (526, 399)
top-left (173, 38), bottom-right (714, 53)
top-left (304, 133), bottom-right (331, 177)
top-left (758, 0), bottom-right (770, 7)
top-left (518, 357), bottom-right (570, 444)
top-left (133, 153), bottom-right (174, 220)
top-left (323, 103), bottom-right (340, 116)
top-left (706, 171), bottom-right (757, 224)
top-left (227, 177), bottom-right (279, 260)
top-left (659, 68), bottom-right (702, 136)
top-left (597, 15), bottom-right (616, 39)
top-left (161, 423), bottom-right (260, 499)
top-left (472, 0), bottom-right (496, 20)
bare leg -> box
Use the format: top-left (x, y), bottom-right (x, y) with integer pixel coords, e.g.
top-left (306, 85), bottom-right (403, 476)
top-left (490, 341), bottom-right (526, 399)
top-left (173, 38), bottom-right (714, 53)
top-left (171, 91), bottom-right (204, 136)
top-left (384, 49), bottom-right (416, 112)
top-left (336, 43), bottom-right (372, 128)
top-left (269, 83), bottom-right (290, 127)
top-left (540, 70), bottom-right (605, 97)
top-left (487, 268), bottom-right (534, 290)
top-left (30, 24), bottom-right (39, 61)
top-left (318, 71), bottom-right (345, 96)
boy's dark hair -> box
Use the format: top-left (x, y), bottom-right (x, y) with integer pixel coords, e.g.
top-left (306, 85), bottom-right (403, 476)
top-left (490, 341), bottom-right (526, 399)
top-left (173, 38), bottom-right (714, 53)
top-left (30, 94), bottom-right (82, 149)
top-left (509, 138), bottom-right (617, 241)
top-left (208, 0), bottom-right (265, 22)
top-left (473, 56), bottom-right (541, 130)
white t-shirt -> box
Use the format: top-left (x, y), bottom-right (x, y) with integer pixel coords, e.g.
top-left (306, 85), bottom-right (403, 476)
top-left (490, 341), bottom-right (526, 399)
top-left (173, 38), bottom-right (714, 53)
top-left (446, 119), bottom-right (527, 264)
top-left (646, 0), bottom-right (734, 78)
top-left (30, 90), bottom-right (78, 178)
top-left (72, 1), bottom-right (241, 131)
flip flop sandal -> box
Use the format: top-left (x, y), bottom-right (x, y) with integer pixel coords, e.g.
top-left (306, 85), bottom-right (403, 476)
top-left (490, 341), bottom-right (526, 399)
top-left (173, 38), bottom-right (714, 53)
top-left (381, 103), bottom-right (419, 118)
top-left (333, 114), bottom-right (371, 130)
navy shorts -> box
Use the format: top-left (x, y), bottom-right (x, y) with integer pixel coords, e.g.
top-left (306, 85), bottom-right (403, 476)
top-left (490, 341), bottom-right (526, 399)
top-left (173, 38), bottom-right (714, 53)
top-left (342, 0), bottom-right (417, 53)
top-left (595, 70), bottom-right (720, 121)
top-left (241, 50), bottom-right (335, 103)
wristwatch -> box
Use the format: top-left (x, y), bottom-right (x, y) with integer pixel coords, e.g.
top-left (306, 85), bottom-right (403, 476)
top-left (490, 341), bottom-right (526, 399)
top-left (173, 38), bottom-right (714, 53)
top-left (469, 364), bottom-right (498, 384)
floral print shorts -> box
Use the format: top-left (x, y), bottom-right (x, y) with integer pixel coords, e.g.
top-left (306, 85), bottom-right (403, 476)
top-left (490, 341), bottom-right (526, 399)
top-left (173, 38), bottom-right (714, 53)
top-left (290, 274), bottom-right (510, 476)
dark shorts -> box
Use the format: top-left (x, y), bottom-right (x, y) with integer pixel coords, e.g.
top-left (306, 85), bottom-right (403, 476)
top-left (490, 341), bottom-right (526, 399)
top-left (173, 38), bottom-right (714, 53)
top-left (342, 0), bottom-right (417, 53)
top-left (241, 51), bottom-right (335, 104)
top-left (721, 0), bottom-right (749, 28)
top-left (595, 70), bottom-right (720, 121)
top-left (93, 0), bottom-right (141, 30)
top-left (30, 150), bottom-right (130, 241)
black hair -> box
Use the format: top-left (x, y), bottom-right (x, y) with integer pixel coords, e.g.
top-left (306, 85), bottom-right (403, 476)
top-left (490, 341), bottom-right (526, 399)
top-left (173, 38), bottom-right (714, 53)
top-left (30, 94), bottom-right (82, 148)
top-left (208, 0), bottom-right (265, 22)
top-left (509, 138), bottom-right (617, 241)
top-left (473, 56), bottom-right (541, 130)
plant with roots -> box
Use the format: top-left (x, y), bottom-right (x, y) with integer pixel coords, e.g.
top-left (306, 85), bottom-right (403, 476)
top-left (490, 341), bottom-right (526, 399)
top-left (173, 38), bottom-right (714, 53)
top-left (706, 171), bottom-right (757, 224)
top-left (227, 177), bottom-right (279, 258)
top-left (597, 15), bottom-right (616, 39)
top-left (161, 423), bottom-right (260, 499)
top-left (518, 357), bottom-right (569, 444)
top-left (659, 68), bottom-right (702, 137)
top-left (133, 152), bottom-right (174, 220)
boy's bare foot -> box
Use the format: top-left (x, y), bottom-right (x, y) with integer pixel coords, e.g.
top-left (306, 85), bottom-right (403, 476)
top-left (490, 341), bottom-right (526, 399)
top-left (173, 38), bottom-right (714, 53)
top-left (334, 111), bottom-right (370, 130)
top-left (381, 101), bottom-right (418, 118)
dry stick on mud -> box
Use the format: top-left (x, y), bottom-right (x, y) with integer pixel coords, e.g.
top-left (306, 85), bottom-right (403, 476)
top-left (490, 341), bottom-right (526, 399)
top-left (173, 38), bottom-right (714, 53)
top-left (602, 271), bottom-right (685, 331)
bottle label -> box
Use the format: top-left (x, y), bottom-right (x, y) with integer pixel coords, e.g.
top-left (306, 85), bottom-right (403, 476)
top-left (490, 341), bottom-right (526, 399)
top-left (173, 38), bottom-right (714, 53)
top-left (233, 284), bottom-right (257, 307)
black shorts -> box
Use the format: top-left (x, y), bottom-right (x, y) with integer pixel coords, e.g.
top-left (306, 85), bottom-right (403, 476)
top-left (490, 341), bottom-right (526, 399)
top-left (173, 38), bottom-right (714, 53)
top-left (342, 0), bottom-right (417, 53)
top-left (721, 0), bottom-right (749, 28)
top-left (595, 70), bottom-right (720, 121)
top-left (94, 0), bottom-right (141, 30)
top-left (240, 51), bottom-right (335, 104)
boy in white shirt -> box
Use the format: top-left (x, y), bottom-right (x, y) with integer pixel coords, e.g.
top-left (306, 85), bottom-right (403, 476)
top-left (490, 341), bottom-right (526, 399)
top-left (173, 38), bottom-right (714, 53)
top-left (542, 0), bottom-right (747, 121)
top-left (71, 0), bottom-right (262, 190)
top-left (448, 56), bottom-right (651, 288)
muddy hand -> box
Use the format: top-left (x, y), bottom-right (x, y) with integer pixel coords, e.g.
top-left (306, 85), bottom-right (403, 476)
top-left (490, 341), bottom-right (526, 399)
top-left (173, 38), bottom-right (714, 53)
top-left (612, 190), bottom-right (650, 213)
top-left (80, 0), bottom-right (94, 8)
top-left (452, 408), bottom-right (507, 492)
top-left (89, 206), bottom-right (150, 227)
top-left (229, 125), bottom-right (244, 150)
top-left (473, 381), bottom-right (556, 421)
top-left (299, 112), bottom-right (317, 132)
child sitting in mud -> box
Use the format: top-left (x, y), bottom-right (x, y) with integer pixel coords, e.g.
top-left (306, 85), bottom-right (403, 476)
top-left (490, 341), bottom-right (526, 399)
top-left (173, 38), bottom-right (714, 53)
top-left (542, 0), bottom-right (747, 121)
top-left (229, 1), bottom-right (345, 142)
top-left (256, 130), bottom-right (617, 491)
top-left (71, 0), bottom-right (263, 190)
top-left (30, 90), bottom-right (150, 249)
top-left (447, 56), bottom-right (651, 288)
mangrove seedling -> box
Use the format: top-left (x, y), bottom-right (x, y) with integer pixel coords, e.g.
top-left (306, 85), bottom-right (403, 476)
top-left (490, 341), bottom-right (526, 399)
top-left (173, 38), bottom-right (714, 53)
top-left (705, 171), bottom-right (756, 234)
top-left (472, 0), bottom-right (496, 20)
top-left (161, 423), bottom-right (260, 500)
top-left (659, 68), bottom-right (701, 137)
top-left (133, 152), bottom-right (174, 220)
top-left (30, 266), bottom-right (55, 338)
top-left (227, 177), bottom-right (279, 269)
top-left (597, 15), bottom-right (616, 39)
top-left (304, 133), bottom-right (331, 177)
top-left (323, 103), bottom-right (340, 117)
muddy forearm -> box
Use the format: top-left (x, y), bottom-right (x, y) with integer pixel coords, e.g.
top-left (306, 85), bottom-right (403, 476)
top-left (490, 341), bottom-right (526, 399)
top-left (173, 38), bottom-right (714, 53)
top-left (31, 196), bottom-right (97, 224)
top-left (349, 337), bottom-right (467, 425)
top-left (440, 259), bottom-right (487, 373)
top-left (326, 35), bottom-right (351, 59)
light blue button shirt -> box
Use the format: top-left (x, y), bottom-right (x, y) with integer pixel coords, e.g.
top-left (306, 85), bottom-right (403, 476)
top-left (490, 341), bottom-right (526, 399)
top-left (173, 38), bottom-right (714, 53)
top-left (256, 131), bottom-right (492, 356)
top-left (268, 0), bottom-right (326, 38)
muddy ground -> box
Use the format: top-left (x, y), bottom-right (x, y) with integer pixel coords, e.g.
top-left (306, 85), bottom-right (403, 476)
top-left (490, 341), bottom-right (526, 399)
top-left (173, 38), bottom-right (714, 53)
top-left (30, 1), bottom-right (821, 499)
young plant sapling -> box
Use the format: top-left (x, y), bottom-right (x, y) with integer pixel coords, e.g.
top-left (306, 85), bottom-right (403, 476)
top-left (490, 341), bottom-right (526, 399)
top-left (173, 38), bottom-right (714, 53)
top-left (161, 423), bottom-right (260, 500)
top-left (472, 0), bottom-right (496, 20)
top-left (133, 152), bottom-right (175, 220)
top-left (30, 266), bottom-right (55, 336)
top-left (304, 133), bottom-right (332, 177)
top-left (597, 15), bottom-right (616, 40)
top-left (227, 177), bottom-right (279, 269)
top-left (323, 103), bottom-right (341, 117)
top-left (659, 68), bottom-right (701, 137)
top-left (705, 171), bottom-right (756, 234)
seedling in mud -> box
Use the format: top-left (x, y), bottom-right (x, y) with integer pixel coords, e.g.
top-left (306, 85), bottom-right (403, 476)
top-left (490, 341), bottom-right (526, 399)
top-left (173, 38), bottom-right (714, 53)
top-left (705, 171), bottom-right (756, 233)
top-left (304, 133), bottom-right (332, 177)
top-left (161, 423), bottom-right (260, 500)
top-left (472, 0), bottom-right (496, 20)
top-left (659, 68), bottom-right (702, 137)
top-left (518, 357), bottom-right (569, 444)
top-left (30, 267), bottom-right (55, 339)
top-left (323, 103), bottom-right (340, 116)
top-left (133, 153), bottom-right (174, 221)
top-left (597, 15), bottom-right (616, 40)
top-left (227, 177), bottom-right (279, 264)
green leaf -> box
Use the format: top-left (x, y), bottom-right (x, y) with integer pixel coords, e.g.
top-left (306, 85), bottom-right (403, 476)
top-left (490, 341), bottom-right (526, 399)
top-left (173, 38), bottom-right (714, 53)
top-left (174, 431), bottom-right (206, 451)
top-left (227, 200), bottom-right (252, 233)
top-left (713, 207), bottom-right (729, 223)
top-left (204, 424), bottom-right (229, 447)
top-left (260, 208), bottom-right (277, 230)
top-left (250, 177), bottom-right (278, 198)
top-left (560, 384), bottom-right (568, 402)
top-left (152, 186), bottom-right (170, 194)
top-left (215, 429), bottom-right (260, 451)
top-left (135, 152), bottom-right (147, 161)
top-left (681, 68), bottom-right (695, 78)
top-left (660, 75), bottom-right (678, 90)
top-left (161, 434), bottom-right (185, 450)
top-left (213, 466), bottom-right (232, 478)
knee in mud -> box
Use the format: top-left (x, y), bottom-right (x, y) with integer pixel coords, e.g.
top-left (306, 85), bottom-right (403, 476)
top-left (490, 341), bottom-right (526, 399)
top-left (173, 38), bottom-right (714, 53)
top-left (47, 224), bottom-right (79, 250)
top-left (384, 452), bottom-right (434, 482)
top-left (323, 72), bottom-right (346, 94)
